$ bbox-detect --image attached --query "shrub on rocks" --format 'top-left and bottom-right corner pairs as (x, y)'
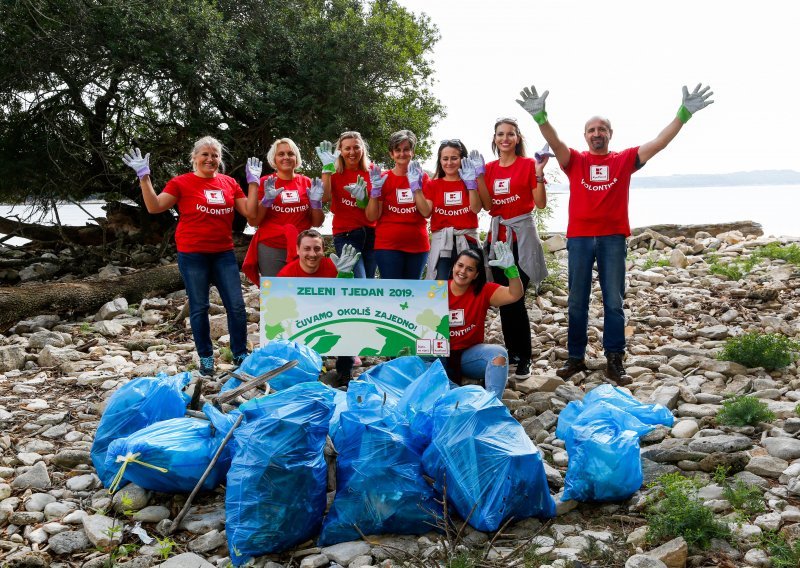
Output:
(761, 530), (800, 568)
(715, 395), (775, 427)
(717, 332), (800, 371)
(645, 473), (730, 550)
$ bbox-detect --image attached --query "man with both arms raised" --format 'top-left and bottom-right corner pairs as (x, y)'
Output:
(516, 83), (714, 385)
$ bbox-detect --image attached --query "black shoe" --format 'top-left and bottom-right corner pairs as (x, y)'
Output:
(232, 352), (249, 367)
(199, 355), (215, 377)
(556, 358), (587, 379)
(509, 354), (521, 366)
(514, 359), (531, 379)
(606, 353), (632, 386)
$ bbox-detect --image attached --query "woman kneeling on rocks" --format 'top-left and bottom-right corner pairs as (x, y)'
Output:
(122, 137), (250, 376)
(446, 243), (523, 398)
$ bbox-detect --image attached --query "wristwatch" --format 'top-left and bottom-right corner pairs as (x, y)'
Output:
(536, 175), (545, 183)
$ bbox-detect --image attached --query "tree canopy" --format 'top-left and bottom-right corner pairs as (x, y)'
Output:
(0, 0), (443, 206)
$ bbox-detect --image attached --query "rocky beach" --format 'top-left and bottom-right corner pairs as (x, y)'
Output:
(1, 225), (800, 568)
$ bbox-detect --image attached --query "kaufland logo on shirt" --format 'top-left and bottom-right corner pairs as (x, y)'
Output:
(204, 189), (226, 205)
(396, 188), (414, 204)
(494, 178), (511, 195)
(444, 191), (462, 206)
(281, 190), (300, 204)
(590, 165), (609, 182)
(449, 309), (464, 326)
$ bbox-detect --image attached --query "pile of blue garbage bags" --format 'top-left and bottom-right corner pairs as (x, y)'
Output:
(91, 341), (672, 565)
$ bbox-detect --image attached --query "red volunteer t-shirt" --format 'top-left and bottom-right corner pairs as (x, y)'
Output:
(162, 173), (245, 253)
(276, 257), (339, 278)
(483, 157), (538, 241)
(255, 174), (314, 248)
(330, 169), (376, 234)
(563, 147), (639, 237)
(423, 178), (479, 233)
(448, 281), (500, 351)
(374, 170), (431, 253)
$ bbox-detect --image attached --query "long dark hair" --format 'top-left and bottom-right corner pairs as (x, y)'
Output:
(491, 118), (527, 157)
(434, 139), (468, 180)
(454, 248), (487, 294)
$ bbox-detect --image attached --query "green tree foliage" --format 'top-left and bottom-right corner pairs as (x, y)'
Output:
(0, 0), (443, 207)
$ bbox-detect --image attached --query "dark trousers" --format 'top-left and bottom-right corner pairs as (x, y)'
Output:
(489, 240), (531, 361)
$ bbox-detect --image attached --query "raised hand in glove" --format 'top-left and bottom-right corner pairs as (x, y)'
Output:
(122, 148), (151, 179)
(458, 157), (478, 190)
(245, 157), (262, 185)
(407, 160), (424, 192)
(516, 84), (550, 125)
(488, 241), (520, 279)
(315, 140), (340, 174)
(260, 178), (282, 208)
(369, 164), (386, 198)
(308, 177), (324, 209)
(468, 150), (485, 176)
(677, 83), (714, 123)
(345, 176), (368, 208)
(331, 243), (361, 278)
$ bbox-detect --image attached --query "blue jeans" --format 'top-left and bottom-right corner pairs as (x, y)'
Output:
(375, 250), (429, 280)
(455, 343), (509, 399)
(333, 227), (376, 279)
(177, 250), (248, 358)
(566, 235), (627, 359)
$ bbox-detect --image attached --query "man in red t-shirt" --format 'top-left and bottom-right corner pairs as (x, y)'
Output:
(517, 83), (714, 384)
(276, 229), (359, 386)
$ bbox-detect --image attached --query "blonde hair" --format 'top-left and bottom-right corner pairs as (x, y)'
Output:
(267, 138), (302, 170)
(190, 136), (225, 173)
(335, 131), (370, 173)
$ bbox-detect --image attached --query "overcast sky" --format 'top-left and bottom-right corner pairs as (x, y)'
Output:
(396, 0), (799, 179)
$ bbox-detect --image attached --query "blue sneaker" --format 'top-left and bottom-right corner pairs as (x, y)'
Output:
(199, 355), (215, 377)
(232, 352), (249, 367)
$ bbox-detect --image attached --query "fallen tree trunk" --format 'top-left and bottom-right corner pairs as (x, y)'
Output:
(0, 246), (252, 331)
(0, 263), (185, 330)
(631, 220), (764, 239)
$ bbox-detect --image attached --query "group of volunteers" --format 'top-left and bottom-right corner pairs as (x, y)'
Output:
(122, 80), (713, 397)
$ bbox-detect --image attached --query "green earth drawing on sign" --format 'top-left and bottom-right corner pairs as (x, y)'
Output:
(288, 319), (417, 356)
(261, 295), (298, 339)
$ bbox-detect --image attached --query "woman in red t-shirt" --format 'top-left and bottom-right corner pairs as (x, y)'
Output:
(122, 136), (249, 377)
(447, 244), (523, 398)
(318, 131), (377, 279)
(476, 118), (549, 379)
(423, 139), (483, 280)
(242, 138), (325, 283)
(365, 129), (432, 279)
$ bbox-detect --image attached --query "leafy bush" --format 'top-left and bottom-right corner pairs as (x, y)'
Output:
(754, 242), (800, 265)
(718, 332), (800, 370)
(646, 473), (730, 549)
(713, 465), (765, 519)
(716, 395), (776, 427)
(706, 253), (760, 280)
(219, 347), (233, 363)
(762, 531), (800, 568)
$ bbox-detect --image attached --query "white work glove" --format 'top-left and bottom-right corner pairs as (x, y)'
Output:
(516, 84), (550, 125)
(315, 140), (340, 174)
(331, 243), (361, 277)
(468, 150), (485, 176)
(260, 178), (282, 208)
(488, 241), (520, 279)
(458, 157), (478, 190)
(369, 164), (386, 198)
(122, 148), (151, 179)
(677, 83), (714, 123)
(245, 157), (262, 185)
(534, 143), (555, 163)
(407, 160), (424, 192)
(308, 178), (324, 209)
(345, 176), (368, 208)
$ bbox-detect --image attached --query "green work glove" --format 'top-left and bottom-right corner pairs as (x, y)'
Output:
(344, 176), (369, 209)
(315, 140), (340, 174)
(332, 243), (361, 278)
(516, 84), (550, 125)
(677, 83), (714, 123)
(488, 241), (519, 279)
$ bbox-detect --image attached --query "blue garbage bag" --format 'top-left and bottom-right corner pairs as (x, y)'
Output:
(92, 373), (190, 488)
(422, 386), (556, 532)
(359, 356), (427, 402)
(226, 382), (336, 564)
(558, 384), (673, 436)
(319, 384), (441, 545)
(560, 400), (655, 502)
(238, 341), (322, 391)
(329, 380), (394, 441)
(103, 401), (238, 494)
(395, 359), (450, 449)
